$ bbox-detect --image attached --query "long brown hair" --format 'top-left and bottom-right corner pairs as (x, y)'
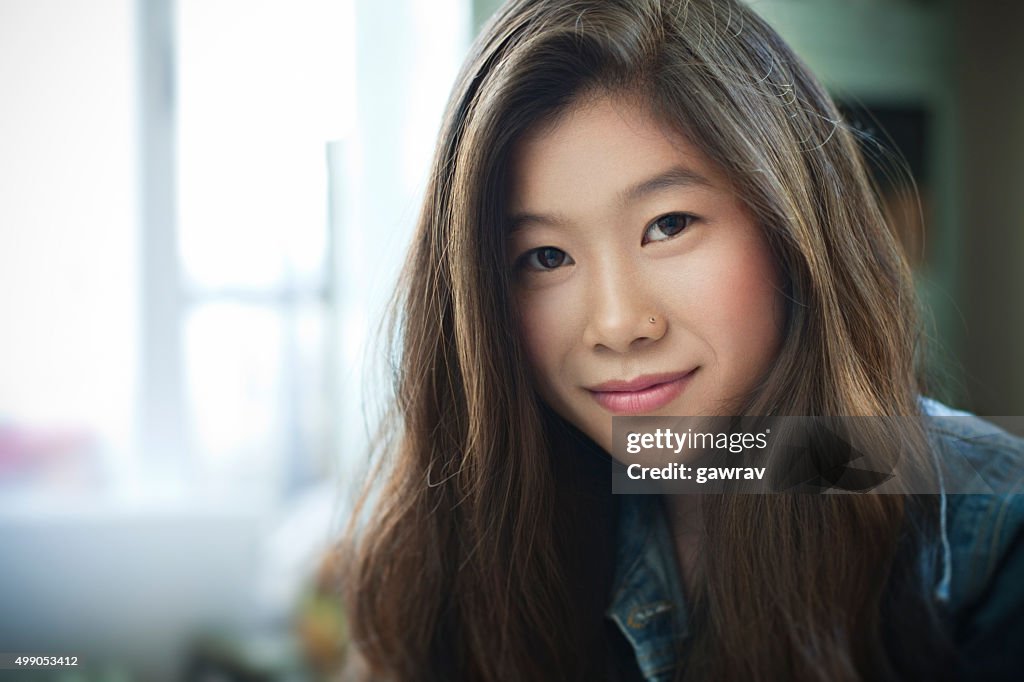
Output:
(339, 1), (953, 679)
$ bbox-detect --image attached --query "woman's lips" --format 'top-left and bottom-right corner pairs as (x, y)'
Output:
(587, 369), (697, 415)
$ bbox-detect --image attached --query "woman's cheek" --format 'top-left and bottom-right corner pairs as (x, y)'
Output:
(697, 231), (784, 371)
(514, 283), (577, 381)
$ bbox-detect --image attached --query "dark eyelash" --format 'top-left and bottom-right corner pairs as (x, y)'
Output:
(516, 246), (569, 271)
(644, 212), (697, 242)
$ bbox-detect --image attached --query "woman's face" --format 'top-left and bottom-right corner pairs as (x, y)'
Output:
(508, 94), (786, 455)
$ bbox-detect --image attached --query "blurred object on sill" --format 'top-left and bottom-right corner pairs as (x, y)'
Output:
(0, 418), (103, 492)
(295, 546), (348, 680)
(183, 629), (309, 682)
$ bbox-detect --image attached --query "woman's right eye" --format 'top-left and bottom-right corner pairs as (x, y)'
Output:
(519, 246), (573, 271)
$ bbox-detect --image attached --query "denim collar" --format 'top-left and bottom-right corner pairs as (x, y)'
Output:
(605, 495), (691, 682)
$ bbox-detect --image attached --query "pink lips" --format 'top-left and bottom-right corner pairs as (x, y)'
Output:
(587, 369), (697, 415)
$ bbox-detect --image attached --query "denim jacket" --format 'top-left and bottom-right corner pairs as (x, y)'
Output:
(605, 400), (1024, 681)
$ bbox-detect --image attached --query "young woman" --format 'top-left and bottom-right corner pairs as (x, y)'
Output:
(338, 0), (1024, 680)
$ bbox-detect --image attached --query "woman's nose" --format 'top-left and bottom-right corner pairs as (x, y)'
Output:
(581, 261), (666, 353)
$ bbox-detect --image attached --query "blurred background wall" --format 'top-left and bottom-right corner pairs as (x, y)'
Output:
(0, 0), (1021, 680)
(952, 0), (1024, 415)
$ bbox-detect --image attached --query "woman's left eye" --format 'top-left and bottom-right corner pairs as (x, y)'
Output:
(643, 213), (696, 244)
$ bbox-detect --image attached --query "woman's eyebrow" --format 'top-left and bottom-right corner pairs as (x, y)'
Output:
(508, 211), (570, 234)
(620, 165), (713, 204)
(508, 165), (713, 233)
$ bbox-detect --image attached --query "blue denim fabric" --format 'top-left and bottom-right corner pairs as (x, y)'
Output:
(605, 400), (1024, 680)
(605, 494), (688, 682)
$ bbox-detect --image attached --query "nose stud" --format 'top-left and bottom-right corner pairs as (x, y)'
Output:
(649, 316), (656, 324)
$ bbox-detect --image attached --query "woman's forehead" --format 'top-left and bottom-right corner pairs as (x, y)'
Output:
(507, 94), (730, 220)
